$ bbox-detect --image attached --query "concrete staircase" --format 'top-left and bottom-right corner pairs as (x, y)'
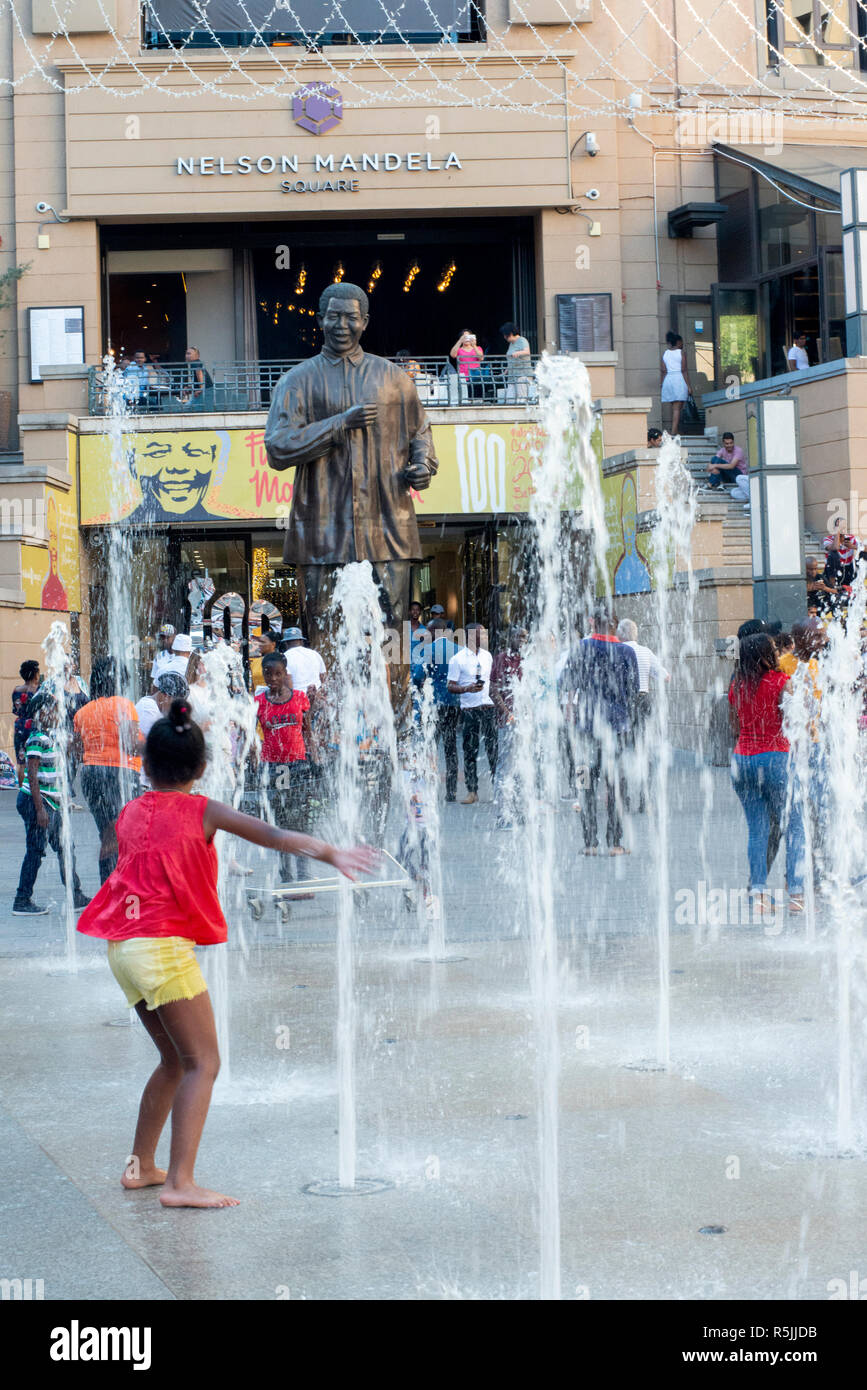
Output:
(680, 437), (825, 567)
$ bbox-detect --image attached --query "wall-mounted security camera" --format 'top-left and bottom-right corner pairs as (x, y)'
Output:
(35, 202), (51, 215)
(585, 189), (601, 201)
(585, 132), (599, 157)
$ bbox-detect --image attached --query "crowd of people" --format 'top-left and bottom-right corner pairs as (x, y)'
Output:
(115, 324), (535, 415)
(10, 576), (864, 924)
(118, 346), (214, 412)
(724, 613), (848, 915)
(8, 601), (672, 913)
(806, 520), (867, 616)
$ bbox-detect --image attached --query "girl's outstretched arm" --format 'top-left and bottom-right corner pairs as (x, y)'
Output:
(202, 799), (377, 881)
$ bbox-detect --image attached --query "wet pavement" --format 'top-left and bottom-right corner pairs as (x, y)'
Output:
(1, 760), (865, 1301)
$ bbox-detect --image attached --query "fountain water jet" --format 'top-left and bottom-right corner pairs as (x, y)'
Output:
(196, 640), (262, 1089)
(42, 620), (77, 972)
(649, 434), (697, 1069)
(507, 352), (600, 1300)
(816, 567), (867, 1152)
(410, 676), (467, 964)
(305, 561), (398, 1195)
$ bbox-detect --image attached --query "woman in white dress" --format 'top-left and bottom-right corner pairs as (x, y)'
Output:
(660, 331), (691, 436)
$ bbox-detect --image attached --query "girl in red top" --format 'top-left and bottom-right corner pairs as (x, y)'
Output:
(78, 697), (374, 1210)
(256, 651), (316, 888)
(729, 633), (805, 914)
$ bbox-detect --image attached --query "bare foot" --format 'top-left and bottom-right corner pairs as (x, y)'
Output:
(121, 1165), (167, 1189)
(160, 1184), (240, 1209)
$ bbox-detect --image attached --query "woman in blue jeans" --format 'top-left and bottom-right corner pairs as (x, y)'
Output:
(729, 633), (805, 915)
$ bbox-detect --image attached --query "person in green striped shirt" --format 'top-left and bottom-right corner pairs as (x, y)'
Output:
(13, 690), (90, 916)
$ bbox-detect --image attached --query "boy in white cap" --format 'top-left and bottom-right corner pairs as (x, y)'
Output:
(162, 633), (194, 679)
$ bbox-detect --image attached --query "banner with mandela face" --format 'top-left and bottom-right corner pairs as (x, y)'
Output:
(78, 420), (602, 527)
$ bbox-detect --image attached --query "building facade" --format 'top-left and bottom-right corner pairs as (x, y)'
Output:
(4, 0), (867, 724)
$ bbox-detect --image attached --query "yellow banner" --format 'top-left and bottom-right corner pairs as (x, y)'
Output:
(22, 437), (82, 611)
(79, 420), (600, 526)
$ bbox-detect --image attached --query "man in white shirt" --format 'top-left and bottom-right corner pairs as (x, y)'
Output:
(281, 626), (326, 701)
(150, 624), (177, 682)
(161, 632), (193, 678)
(615, 619), (669, 694)
(616, 619), (668, 813)
(447, 622), (497, 804)
(786, 333), (810, 371)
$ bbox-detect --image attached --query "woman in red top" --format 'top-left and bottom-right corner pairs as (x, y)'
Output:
(255, 651), (316, 888)
(78, 697), (374, 1210)
(729, 633), (805, 913)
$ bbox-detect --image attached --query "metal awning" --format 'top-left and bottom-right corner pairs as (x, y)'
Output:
(713, 142), (851, 209)
(668, 201), (728, 238)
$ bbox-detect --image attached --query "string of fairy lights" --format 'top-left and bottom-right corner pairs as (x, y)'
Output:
(11, 0), (867, 127)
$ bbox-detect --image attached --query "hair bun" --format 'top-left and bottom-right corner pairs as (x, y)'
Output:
(168, 697), (192, 733)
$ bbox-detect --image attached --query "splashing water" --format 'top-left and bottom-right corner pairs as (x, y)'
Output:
(41, 621), (77, 972)
(100, 358), (139, 807)
(409, 674), (449, 959)
(650, 434), (697, 1068)
(328, 561), (399, 1189)
(815, 570), (867, 1151)
(783, 664), (819, 946)
(506, 353), (597, 1300)
(195, 641), (262, 1089)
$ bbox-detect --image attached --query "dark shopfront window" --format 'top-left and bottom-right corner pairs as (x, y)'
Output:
(102, 216), (537, 368)
(713, 154), (843, 382)
(251, 219), (535, 362)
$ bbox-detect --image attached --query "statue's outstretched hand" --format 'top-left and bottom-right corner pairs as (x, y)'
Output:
(403, 462), (432, 491)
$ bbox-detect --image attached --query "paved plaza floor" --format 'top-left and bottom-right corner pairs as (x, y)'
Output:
(1, 758), (866, 1301)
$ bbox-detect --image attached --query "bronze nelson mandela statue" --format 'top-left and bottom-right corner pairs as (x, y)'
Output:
(264, 280), (438, 647)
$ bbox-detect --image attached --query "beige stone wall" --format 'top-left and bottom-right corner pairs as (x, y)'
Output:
(7, 0), (867, 703)
(0, 12), (18, 431)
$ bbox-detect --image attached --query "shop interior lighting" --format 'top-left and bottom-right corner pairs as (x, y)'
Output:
(436, 260), (457, 292)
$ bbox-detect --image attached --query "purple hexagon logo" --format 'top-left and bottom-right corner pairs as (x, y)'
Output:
(292, 84), (343, 136)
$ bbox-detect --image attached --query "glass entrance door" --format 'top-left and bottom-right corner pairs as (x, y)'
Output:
(712, 285), (759, 388)
(673, 297), (714, 401)
(760, 264), (820, 375)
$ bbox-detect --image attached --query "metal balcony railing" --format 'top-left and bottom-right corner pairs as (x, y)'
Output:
(86, 355), (541, 416)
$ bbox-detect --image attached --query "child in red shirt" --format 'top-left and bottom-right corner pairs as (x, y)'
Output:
(255, 651), (316, 887)
(729, 633), (805, 913)
(78, 696), (374, 1210)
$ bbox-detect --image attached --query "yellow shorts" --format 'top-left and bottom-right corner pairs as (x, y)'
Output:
(107, 936), (208, 1012)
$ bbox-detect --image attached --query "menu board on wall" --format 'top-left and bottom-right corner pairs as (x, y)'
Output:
(556, 293), (613, 353)
(28, 306), (85, 382)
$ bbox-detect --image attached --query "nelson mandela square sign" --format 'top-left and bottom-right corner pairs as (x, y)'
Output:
(175, 75), (464, 196)
(175, 147), (465, 196)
